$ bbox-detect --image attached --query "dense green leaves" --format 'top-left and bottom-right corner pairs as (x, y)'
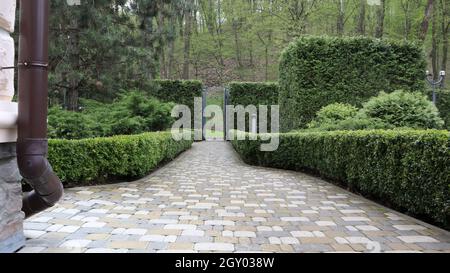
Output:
(279, 36), (427, 131)
(228, 82), (279, 132)
(232, 130), (450, 227)
(307, 103), (359, 129)
(228, 82), (279, 107)
(48, 92), (175, 139)
(48, 132), (193, 186)
(150, 80), (203, 114)
(306, 90), (445, 131)
(429, 89), (450, 129)
(362, 90), (444, 129)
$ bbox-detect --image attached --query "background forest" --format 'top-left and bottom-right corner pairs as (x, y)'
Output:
(14, 0), (449, 110)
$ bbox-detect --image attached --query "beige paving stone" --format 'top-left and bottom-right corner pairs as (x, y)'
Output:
(86, 234), (110, 240)
(299, 237), (334, 244)
(50, 219), (84, 226)
(350, 244), (367, 252)
(43, 248), (86, 253)
(206, 230), (222, 237)
(168, 243), (194, 250)
(147, 229), (182, 236)
(388, 243), (414, 251)
(238, 237), (252, 245)
(279, 245), (294, 252)
(215, 236), (238, 244)
(331, 244), (355, 252)
(109, 241), (148, 250)
(41, 232), (70, 239)
(261, 244), (281, 252)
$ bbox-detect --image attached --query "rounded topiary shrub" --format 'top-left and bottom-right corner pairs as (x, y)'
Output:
(308, 103), (358, 129)
(362, 90), (444, 129)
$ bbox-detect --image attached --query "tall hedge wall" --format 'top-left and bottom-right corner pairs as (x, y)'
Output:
(279, 36), (427, 131)
(232, 130), (450, 228)
(228, 82), (279, 132)
(150, 80), (203, 115)
(48, 132), (192, 186)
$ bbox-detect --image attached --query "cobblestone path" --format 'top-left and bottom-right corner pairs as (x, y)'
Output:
(21, 142), (450, 253)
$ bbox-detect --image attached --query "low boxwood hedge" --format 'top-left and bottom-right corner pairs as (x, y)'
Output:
(48, 132), (193, 186)
(232, 130), (450, 227)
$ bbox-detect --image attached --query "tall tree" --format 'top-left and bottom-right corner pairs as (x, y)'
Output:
(356, 0), (366, 35)
(375, 0), (386, 38)
(440, 0), (449, 77)
(337, 0), (345, 36)
(419, 0), (434, 41)
(183, 1), (194, 79)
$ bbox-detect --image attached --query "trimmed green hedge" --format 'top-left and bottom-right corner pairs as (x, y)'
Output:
(232, 130), (450, 227)
(151, 80), (203, 115)
(229, 82), (279, 106)
(228, 82), (279, 132)
(48, 132), (192, 186)
(279, 36), (427, 131)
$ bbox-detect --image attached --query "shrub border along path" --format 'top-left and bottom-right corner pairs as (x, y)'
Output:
(232, 130), (450, 228)
(48, 131), (193, 187)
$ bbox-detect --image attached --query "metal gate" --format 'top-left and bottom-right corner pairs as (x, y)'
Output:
(223, 87), (229, 141)
(202, 88), (207, 141)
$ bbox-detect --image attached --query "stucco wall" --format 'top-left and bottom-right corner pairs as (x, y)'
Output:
(0, 0), (24, 253)
(0, 0), (18, 143)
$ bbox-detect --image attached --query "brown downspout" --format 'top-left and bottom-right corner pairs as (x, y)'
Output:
(17, 0), (63, 218)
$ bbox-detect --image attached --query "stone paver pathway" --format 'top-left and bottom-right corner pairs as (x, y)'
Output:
(21, 142), (450, 253)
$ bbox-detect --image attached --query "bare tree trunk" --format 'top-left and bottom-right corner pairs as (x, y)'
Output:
(183, 3), (193, 79)
(441, 0), (449, 77)
(375, 0), (386, 38)
(419, 0), (434, 41)
(232, 19), (243, 67)
(157, 4), (167, 79)
(356, 0), (366, 35)
(257, 31), (272, 82)
(68, 16), (79, 111)
(167, 14), (176, 79)
(431, 0), (439, 80)
(337, 0), (345, 36)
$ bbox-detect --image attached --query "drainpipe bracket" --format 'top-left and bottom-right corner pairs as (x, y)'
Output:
(17, 61), (48, 70)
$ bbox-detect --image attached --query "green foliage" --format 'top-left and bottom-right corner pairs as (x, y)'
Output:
(228, 82), (279, 106)
(306, 116), (391, 131)
(362, 90), (444, 129)
(279, 36), (427, 131)
(49, 91), (175, 139)
(232, 130), (450, 227)
(48, 132), (193, 186)
(228, 82), (279, 132)
(47, 1), (171, 107)
(308, 103), (358, 129)
(429, 89), (450, 129)
(48, 108), (98, 140)
(306, 91), (444, 131)
(149, 80), (203, 115)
